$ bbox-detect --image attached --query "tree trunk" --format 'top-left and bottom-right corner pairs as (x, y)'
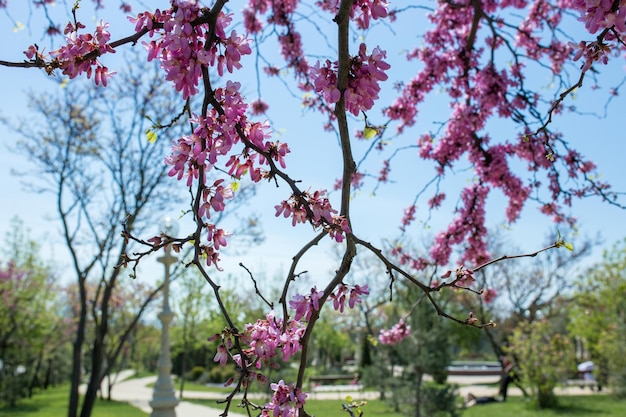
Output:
(414, 371), (423, 417)
(44, 358), (52, 389)
(68, 282), (88, 417)
(179, 320), (190, 399)
(27, 350), (44, 397)
(79, 330), (104, 417)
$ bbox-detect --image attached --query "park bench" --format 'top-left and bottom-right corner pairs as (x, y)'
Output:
(565, 378), (602, 391)
(308, 374), (362, 391)
(309, 374), (357, 384)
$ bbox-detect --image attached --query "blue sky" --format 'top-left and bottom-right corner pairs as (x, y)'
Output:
(1, 1), (625, 293)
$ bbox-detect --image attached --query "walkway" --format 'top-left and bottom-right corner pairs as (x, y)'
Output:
(108, 371), (604, 417)
(108, 371), (245, 417)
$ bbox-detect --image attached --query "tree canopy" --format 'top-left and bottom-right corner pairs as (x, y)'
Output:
(2, 1), (626, 416)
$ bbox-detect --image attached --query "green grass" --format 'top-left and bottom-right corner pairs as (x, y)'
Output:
(0, 384), (147, 417)
(463, 395), (626, 417)
(188, 398), (405, 417)
(305, 399), (405, 417)
(189, 395), (626, 417)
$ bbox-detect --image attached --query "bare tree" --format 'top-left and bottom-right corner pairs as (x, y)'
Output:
(458, 231), (595, 360)
(9, 56), (187, 417)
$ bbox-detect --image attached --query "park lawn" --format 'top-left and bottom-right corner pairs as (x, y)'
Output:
(463, 395), (626, 417)
(0, 384), (147, 417)
(190, 395), (626, 417)
(188, 398), (405, 417)
(305, 399), (405, 417)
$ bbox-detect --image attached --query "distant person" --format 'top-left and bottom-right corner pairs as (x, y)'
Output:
(465, 355), (516, 407)
(498, 355), (515, 401)
(350, 373), (360, 385)
(465, 392), (499, 407)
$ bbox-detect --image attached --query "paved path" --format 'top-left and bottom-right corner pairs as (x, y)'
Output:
(108, 371), (605, 417)
(108, 372), (246, 417)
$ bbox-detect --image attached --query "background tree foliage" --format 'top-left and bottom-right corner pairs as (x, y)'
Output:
(570, 238), (626, 397)
(1, 1), (626, 416)
(0, 218), (68, 407)
(508, 320), (576, 409)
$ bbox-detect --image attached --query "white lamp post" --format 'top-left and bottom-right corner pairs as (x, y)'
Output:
(150, 216), (179, 417)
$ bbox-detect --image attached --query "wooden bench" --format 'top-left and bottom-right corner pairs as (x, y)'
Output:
(309, 374), (358, 385)
(565, 379), (601, 391)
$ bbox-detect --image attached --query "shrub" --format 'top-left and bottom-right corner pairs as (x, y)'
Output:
(207, 364), (237, 384)
(188, 366), (206, 382)
(420, 382), (461, 417)
(508, 320), (575, 409)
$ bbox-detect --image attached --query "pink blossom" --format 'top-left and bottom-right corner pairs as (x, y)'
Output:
(213, 344), (229, 366)
(481, 288), (498, 304)
(289, 287), (324, 321)
(329, 283), (368, 313)
(400, 204), (416, 232)
(261, 379), (307, 417)
(274, 189), (349, 242)
(348, 284), (369, 308)
(131, 5), (251, 100)
(316, 0), (389, 29)
(250, 99), (269, 115)
(379, 319), (410, 345)
(49, 20), (116, 85)
(310, 44), (390, 116)
(243, 312), (305, 368)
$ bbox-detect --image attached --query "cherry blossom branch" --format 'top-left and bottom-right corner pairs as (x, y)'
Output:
(470, 239), (565, 273)
(278, 230), (327, 323)
(239, 262), (274, 309)
(334, 0), (357, 219)
(295, 237), (357, 392)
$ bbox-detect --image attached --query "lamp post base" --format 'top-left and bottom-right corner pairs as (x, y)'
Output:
(149, 397), (179, 417)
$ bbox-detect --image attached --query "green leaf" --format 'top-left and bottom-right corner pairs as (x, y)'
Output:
(146, 130), (157, 143)
(564, 242), (574, 251)
(363, 126), (378, 139)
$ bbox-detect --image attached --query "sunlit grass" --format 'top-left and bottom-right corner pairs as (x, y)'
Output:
(0, 384), (147, 417)
(463, 395), (626, 417)
(188, 397), (405, 417)
(189, 394), (626, 417)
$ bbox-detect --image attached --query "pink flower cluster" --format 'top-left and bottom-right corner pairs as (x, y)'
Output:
(310, 43), (390, 116)
(164, 82), (251, 183)
(441, 266), (475, 288)
(333, 171), (365, 192)
(164, 81), (281, 268)
(130, 2), (251, 99)
(570, 40), (611, 72)
(261, 380), (307, 417)
(289, 287), (324, 321)
(210, 312), (306, 385)
(400, 204), (416, 232)
(430, 185), (489, 266)
(243, 0), (309, 77)
(316, 0), (389, 29)
(481, 288), (498, 304)
(378, 319), (410, 345)
(389, 244), (430, 271)
(30, 20), (115, 86)
(198, 179), (234, 219)
(329, 283), (369, 313)
(275, 189), (350, 242)
(573, 0), (626, 34)
(376, 0), (608, 266)
(243, 312), (305, 366)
